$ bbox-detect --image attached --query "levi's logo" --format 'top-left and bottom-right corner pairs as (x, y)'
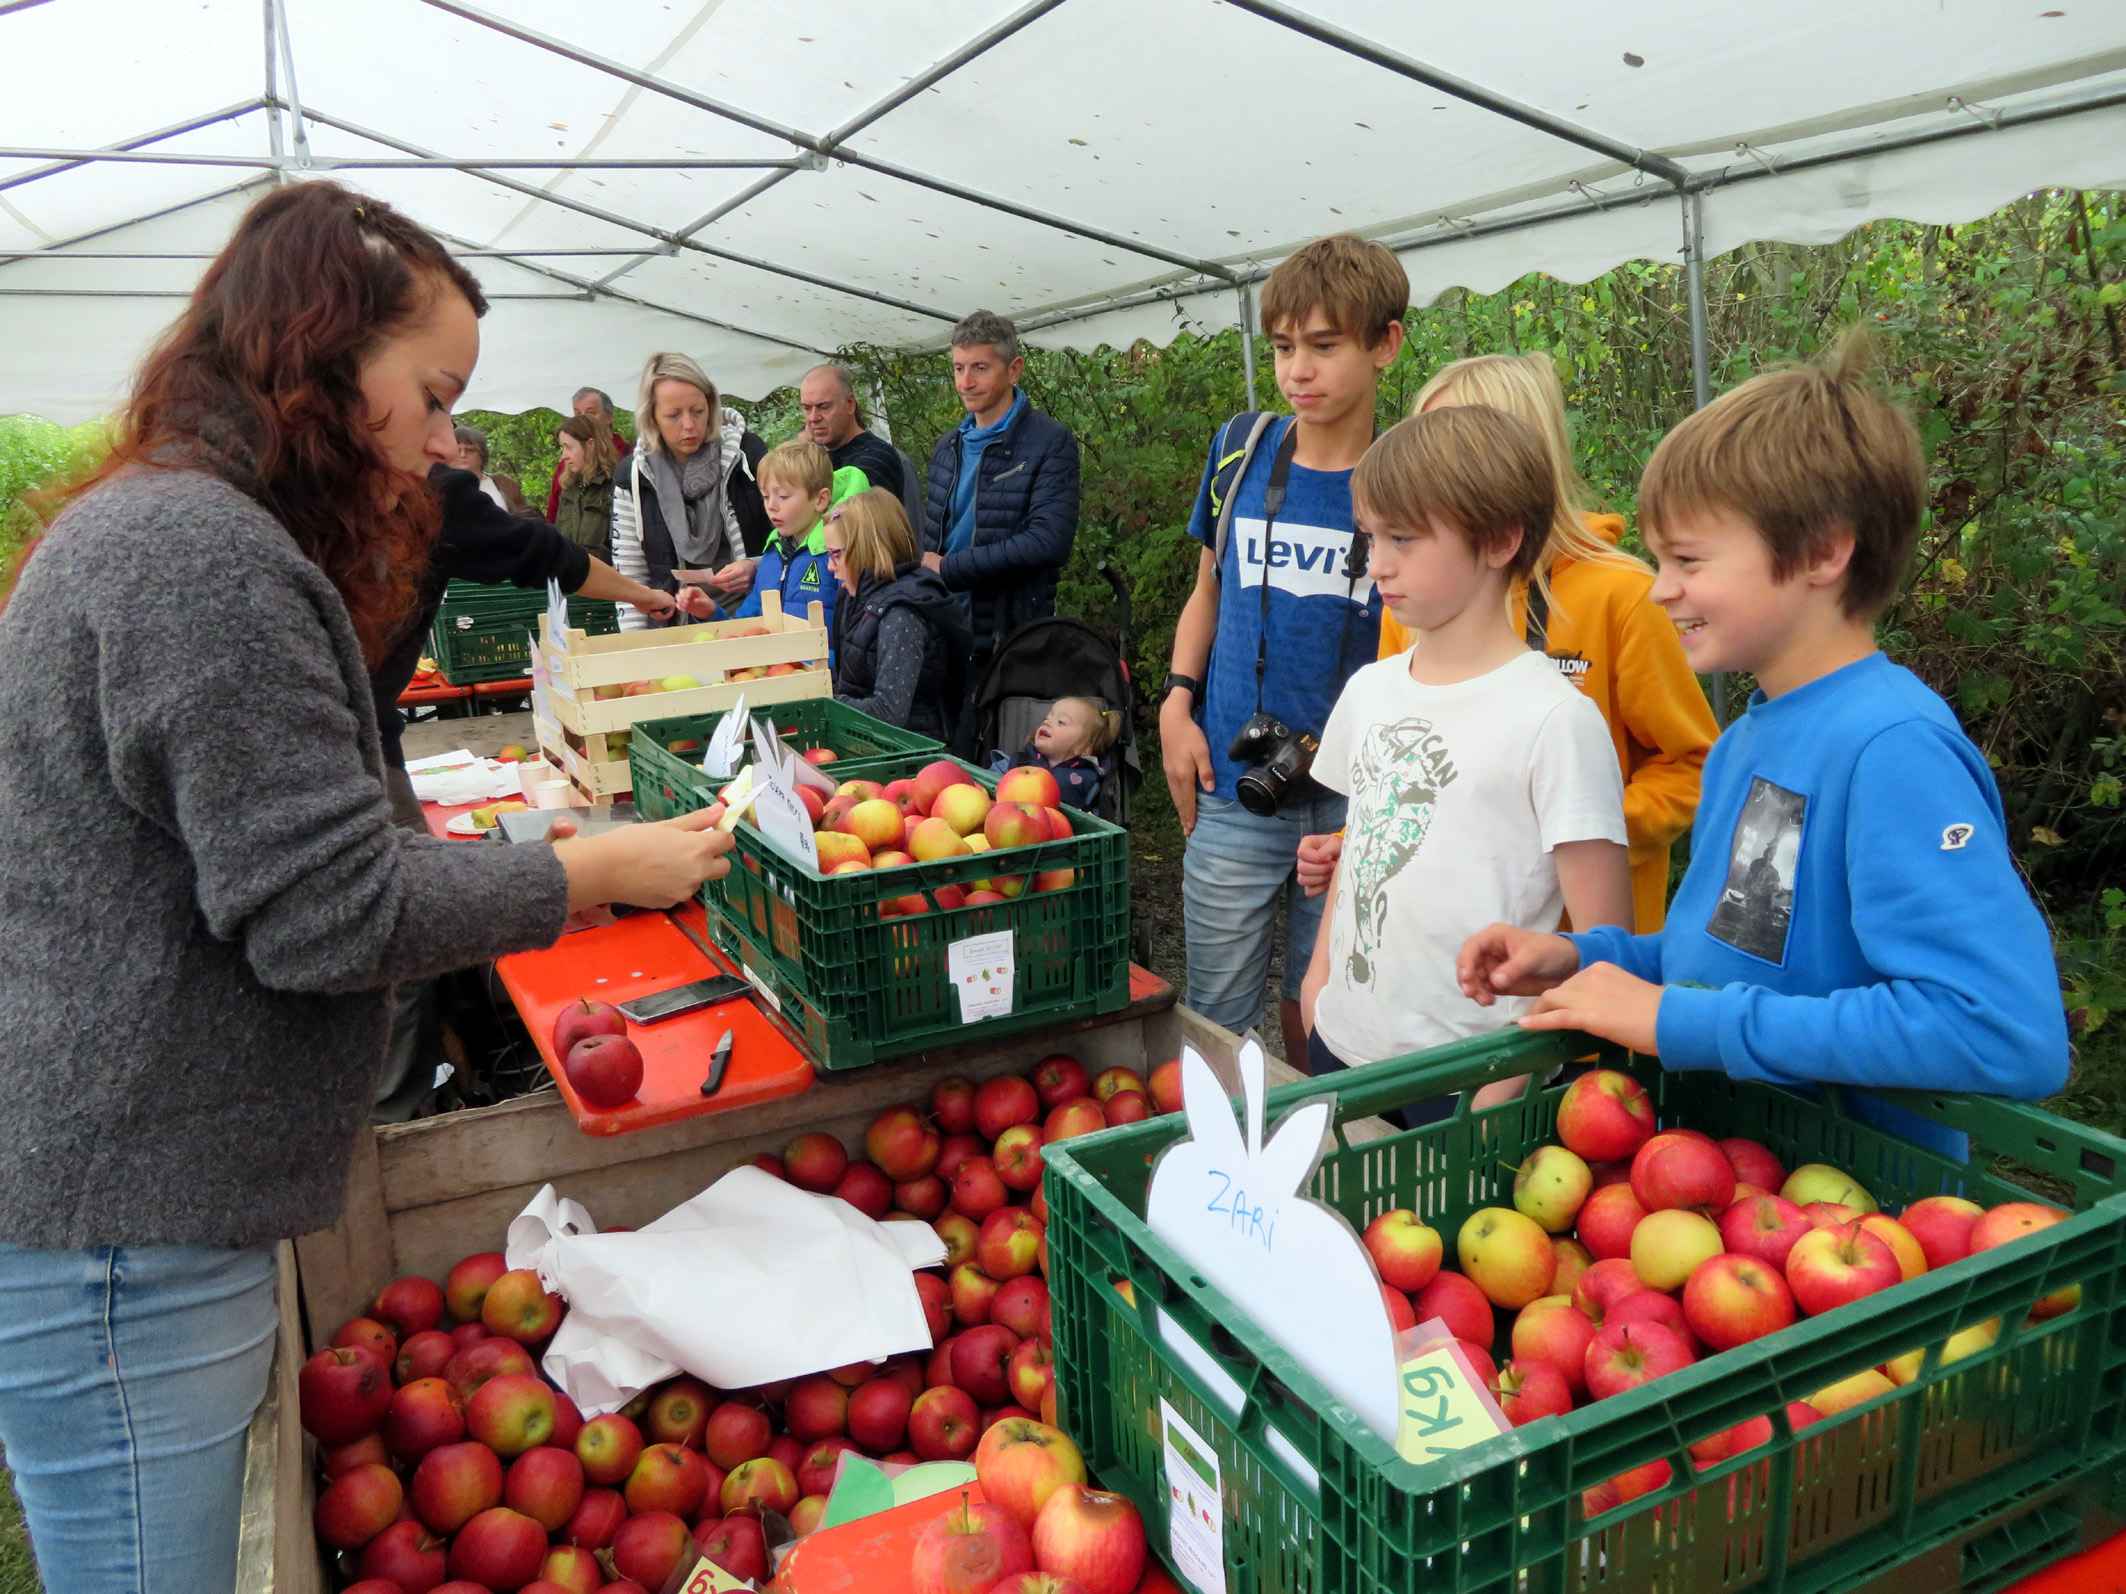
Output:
(1232, 516), (1375, 604)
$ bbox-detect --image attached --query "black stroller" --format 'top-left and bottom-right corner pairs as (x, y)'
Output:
(969, 565), (1141, 827)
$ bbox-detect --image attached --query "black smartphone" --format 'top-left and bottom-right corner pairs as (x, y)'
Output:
(616, 974), (751, 1024)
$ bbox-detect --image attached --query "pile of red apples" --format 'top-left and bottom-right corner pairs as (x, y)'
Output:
(1357, 1068), (2080, 1519)
(302, 1049), (1184, 1593)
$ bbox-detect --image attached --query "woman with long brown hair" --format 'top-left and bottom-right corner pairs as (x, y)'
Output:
(0, 180), (733, 1592)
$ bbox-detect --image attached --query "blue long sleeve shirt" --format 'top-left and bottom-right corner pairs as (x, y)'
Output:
(1567, 652), (2068, 1160)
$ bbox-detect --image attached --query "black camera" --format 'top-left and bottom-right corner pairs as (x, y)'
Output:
(1228, 712), (1320, 817)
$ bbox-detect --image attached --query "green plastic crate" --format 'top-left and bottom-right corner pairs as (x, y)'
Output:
(627, 700), (944, 822)
(1042, 1028), (2126, 1594)
(703, 754), (1130, 1070)
(429, 581), (618, 684)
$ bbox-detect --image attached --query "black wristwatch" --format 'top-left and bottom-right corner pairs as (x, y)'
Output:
(1160, 672), (1200, 707)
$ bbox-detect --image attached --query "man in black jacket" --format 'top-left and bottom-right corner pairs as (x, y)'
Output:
(920, 310), (1081, 749)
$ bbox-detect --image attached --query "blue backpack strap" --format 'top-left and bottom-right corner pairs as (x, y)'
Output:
(1207, 411), (1278, 582)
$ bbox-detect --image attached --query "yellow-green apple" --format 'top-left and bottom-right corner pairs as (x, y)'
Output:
(836, 778), (885, 801)
(1362, 1209), (1443, 1292)
(911, 1490), (1035, 1594)
(1630, 1132), (1736, 1214)
(1718, 1138), (1786, 1191)
(785, 1375), (850, 1441)
(1043, 1097), (1106, 1143)
(1630, 1210), (1723, 1291)
(1970, 1201), (2077, 1316)
(1898, 1195), (1985, 1271)
(951, 1261), (1000, 1325)
(1491, 1358), (1574, 1426)
(936, 1214), (980, 1272)
(909, 816), (970, 862)
(1780, 1164), (1877, 1212)
(1784, 1223), (1902, 1316)
(1090, 1066), (1144, 1103)
(1857, 1215), (1928, 1281)
(992, 1124), (1046, 1192)
(1412, 1271), (1495, 1348)
(481, 1268), (562, 1343)
(356, 1519), (446, 1590)
(833, 1161), (894, 1220)
(974, 1416), (1087, 1529)
(1576, 1182), (1649, 1261)
(466, 1373), (556, 1457)
(1459, 1207), (1557, 1309)
(994, 1276), (1051, 1342)
(609, 1510), (693, 1591)
(910, 1386), (981, 1461)
(1029, 1484), (1146, 1594)
(1584, 1319), (1695, 1400)
(564, 1032), (642, 1108)
(373, 1274), (446, 1338)
(933, 783), (994, 837)
(814, 830), (873, 870)
(866, 1105), (941, 1181)
(1554, 1070), (1655, 1162)
(574, 1413), (643, 1486)
(692, 1514), (768, 1581)
(1881, 1316), (2000, 1384)
(1513, 1146), (1593, 1233)
(443, 1336), (534, 1403)
(1682, 1253), (1797, 1350)
(448, 1506), (548, 1590)
(1719, 1193), (1810, 1271)
(1808, 1368), (1895, 1417)
(411, 1439), (504, 1535)
(843, 798), (907, 852)
(978, 1207), (1043, 1280)
(984, 801), (1049, 851)
(383, 1376), (466, 1461)
(504, 1444), (584, 1532)
(703, 1400), (771, 1471)
(996, 765), (1064, 808)
(659, 674), (700, 691)
(314, 1461), (403, 1549)
(722, 1455), (799, 1517)
(299, 1345), (394, 1444)
(1511, 1296), (1597, 1394)
(782, 1131), (849, 1193)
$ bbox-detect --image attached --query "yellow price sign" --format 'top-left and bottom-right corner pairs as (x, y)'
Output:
(676, 1553), (753, 1592)
(1394, 1339), (1512, 1465)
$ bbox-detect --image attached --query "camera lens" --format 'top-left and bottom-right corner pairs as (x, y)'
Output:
(1234, 768), (1284, 817)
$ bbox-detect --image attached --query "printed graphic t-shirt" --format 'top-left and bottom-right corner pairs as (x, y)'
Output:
(1313, 649), (1626, 1066)
(1188, 416), (1381, 801)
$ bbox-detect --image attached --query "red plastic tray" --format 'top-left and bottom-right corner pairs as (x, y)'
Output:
(495, 905), (814, 1136)
(398, 679), (471, 706)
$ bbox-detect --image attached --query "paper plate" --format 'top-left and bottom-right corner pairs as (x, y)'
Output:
(445, 812), (487, 837)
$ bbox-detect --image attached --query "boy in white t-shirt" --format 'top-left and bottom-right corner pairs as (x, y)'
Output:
(1301, 404), (1631, 1116)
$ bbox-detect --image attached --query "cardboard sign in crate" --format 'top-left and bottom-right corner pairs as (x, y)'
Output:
(1044, 1027), (2126, 1594)
(529, 591), (831, 800)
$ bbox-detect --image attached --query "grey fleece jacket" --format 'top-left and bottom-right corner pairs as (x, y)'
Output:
(0, 468), (570, 1250)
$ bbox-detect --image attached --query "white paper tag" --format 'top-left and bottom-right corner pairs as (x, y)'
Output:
(947, 930), (1014, 1023)
(752, 714), (838, 797)
(741, 959), (782, 1012)
(704, 694), (748, 778)
(545, 578), (568, 653)
(752, 757), (819, 871)
(1160, 1400), (1227, 1593)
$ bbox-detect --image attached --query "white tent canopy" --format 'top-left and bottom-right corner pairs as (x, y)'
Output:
(4, 0), (2124, 423)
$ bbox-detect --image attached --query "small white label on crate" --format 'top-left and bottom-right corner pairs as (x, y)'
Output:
(946, 931), (1014, 1023)
(740, 960), (782, 1012)
(1160, 1399), (1227, 1593)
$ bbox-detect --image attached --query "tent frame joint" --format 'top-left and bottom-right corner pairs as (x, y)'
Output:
(1947, 95), (2005, 132)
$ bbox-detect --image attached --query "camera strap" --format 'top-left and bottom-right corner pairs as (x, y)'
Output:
(1251, 421), (1302, 713)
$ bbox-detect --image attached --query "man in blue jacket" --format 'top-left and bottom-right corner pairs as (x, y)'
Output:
(920, 310), (1081, 750)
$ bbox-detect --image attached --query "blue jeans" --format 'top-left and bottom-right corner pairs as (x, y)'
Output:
(0, 1243), (277, 1594)
(1182, 791), (1346, 1036)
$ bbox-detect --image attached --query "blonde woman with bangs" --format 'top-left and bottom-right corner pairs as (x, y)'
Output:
(1301, 352), (1718, 932)
(822, 488), (972, 741)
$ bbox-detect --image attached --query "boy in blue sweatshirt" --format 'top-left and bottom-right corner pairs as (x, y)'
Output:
(1456, 335), (2069, 1158)
(736, 441), (866, 653)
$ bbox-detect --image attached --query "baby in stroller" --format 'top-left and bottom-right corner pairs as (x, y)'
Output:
(988, 695), (1121, 810)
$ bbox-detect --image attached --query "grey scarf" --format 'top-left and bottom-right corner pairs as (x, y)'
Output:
(648, 435), (730, 568)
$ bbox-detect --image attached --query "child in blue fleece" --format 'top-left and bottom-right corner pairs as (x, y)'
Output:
(1454, 334), (2069, 1160)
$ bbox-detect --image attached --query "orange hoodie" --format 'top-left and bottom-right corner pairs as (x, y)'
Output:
(1378, 514), (1717, 932)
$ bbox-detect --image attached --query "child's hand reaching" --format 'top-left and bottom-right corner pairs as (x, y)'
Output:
(1295, 832), (1342, 897)
(1519, 963), (1664, 1055)
(1456, 924), (1580, 1004)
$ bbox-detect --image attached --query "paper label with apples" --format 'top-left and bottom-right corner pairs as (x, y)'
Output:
(947, 930), (1015, 1023)
(1393, 1325), (1512, 1465)
(676, 1555), (750, 1592)
(1160, 1398), (1227, 1592)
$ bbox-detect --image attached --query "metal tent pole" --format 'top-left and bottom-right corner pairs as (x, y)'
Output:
(1237, 285), (1258, 408)
(1682, 187), (1726, 720)
(262, 0), (285, 178)
(0, 101), (263, 196)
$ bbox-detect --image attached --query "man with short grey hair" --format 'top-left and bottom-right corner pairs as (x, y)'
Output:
(546, 384), (632, 520)
(799, 363), (917, 518)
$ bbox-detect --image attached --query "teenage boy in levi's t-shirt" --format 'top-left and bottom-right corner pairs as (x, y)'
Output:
(1302, 405), (1631, 1117)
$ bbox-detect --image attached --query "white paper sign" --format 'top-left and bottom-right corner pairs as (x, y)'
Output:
(752, 714), (838, 797)
(752, 757), (819, 871)
(545, 578), (569, 653)
(946, 930), (1015, 1023)
(703, 693), (748, 778)
(1160, 1400), (1227, 1593)
(1144, 1041), (1400, 1443)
